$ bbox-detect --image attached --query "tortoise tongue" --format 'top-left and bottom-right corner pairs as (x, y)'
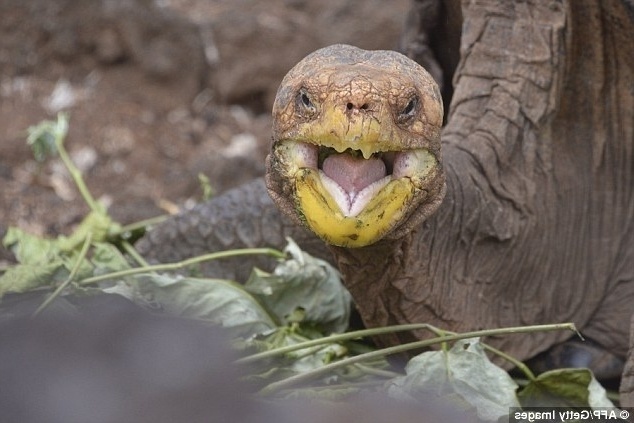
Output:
(322, 153), (386, 193)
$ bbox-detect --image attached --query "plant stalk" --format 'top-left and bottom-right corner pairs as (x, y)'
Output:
(53, 114), (101, 214)
(32, 233), (93, 317)
(78, 247), (286, 286)
(258, 323), (577, 395)
(237, 323), (438, 364)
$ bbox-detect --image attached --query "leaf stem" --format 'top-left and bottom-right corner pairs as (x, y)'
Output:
(120, 241), (149, 267)
(352, 363), (402, 379)
(257, 323), (576, 396)
(78, 247), (287, 286)
(236, 323), (438, 364)
(32, 233), (93, 317)
(481, 343), (536, 381)
(53, 113), (101, 214)
(116, 215), (170, 235)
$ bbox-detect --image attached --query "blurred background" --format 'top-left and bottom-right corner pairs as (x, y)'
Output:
(0, 0), (410, 239)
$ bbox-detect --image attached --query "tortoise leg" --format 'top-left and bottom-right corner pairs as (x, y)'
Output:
(136, 179), (330, 281)
(620, 315), (634, 407)
(526, 338), (624, 385)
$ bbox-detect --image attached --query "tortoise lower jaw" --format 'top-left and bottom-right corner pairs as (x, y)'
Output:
(272, 140), (438, 247)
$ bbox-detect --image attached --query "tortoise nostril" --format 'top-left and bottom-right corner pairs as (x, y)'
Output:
(346, 102), (370, 111)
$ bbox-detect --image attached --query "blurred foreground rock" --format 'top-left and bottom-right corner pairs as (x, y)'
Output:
(0, 292), (482, 423)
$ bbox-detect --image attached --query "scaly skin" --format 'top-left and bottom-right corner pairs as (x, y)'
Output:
(137, 179), (330, 282)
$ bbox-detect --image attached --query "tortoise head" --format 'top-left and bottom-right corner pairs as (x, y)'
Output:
(266, 44), (446, 247)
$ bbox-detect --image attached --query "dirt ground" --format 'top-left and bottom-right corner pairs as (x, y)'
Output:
(0, 0), (409, 257)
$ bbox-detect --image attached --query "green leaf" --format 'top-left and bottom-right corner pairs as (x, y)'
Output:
(269, 328), (348, 372)
(198, 172), (215, 201)
(1, 227), (69, 296)
(57, 211), (118, 250)
(3, 226), (62, 265)
(0, 261), (67, 297)
(0, 225), (128, 298)
(26, 115), (65, 161)
(518, 368), (614, 408)
(89, 242), (132, 275)
(245, 238), (351, 333)
(388, 338), (520, 421)
(25, 112), (69, 161)
(120, 273), (277, 338)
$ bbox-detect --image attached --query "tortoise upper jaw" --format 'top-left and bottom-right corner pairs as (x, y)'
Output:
(287, 99), (396, 160)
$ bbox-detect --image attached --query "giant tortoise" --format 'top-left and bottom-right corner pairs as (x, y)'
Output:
(138, 0), (634, 405)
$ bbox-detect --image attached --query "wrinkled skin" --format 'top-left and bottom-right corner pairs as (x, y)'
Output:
(138, 0), (634, 404)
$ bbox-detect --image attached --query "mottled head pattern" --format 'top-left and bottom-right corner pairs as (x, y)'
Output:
(266, 44), (445, 246)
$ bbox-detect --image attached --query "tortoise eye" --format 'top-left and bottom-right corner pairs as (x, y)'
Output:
(296, 89), (316, 113)
(399, 96), (418, 120)
(301, 92), (312, 107)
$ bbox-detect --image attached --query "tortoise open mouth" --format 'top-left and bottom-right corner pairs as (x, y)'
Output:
(281, 141), (436, 217)
(319, 147), (392, 217)
(272, 139), (437, 247)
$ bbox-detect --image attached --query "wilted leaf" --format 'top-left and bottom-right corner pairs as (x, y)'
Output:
(57, 211), (118, 250)
(388, 338), (520, 421)
(518, 368), (614, 408)
(281, 385), (361, 401)
(89, 242), (131, 275)
(0, 262), (67, 297)
(55, 242), (129, 283)
(0, 226), (130, 298)
(249, 327), (349, 383)
(123, 273), (277, 338)
(587, 374), (614, 408)
(3, 227), (62, 265)
(245, 238), (351, 333)
(26, 113), (68, 161)
(1, 227), (69, 296)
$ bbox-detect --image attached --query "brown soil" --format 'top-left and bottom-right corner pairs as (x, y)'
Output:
(0, 0), (408, 258)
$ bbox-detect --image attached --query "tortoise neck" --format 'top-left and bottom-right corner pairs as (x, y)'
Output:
(328, 232), (450, 346)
